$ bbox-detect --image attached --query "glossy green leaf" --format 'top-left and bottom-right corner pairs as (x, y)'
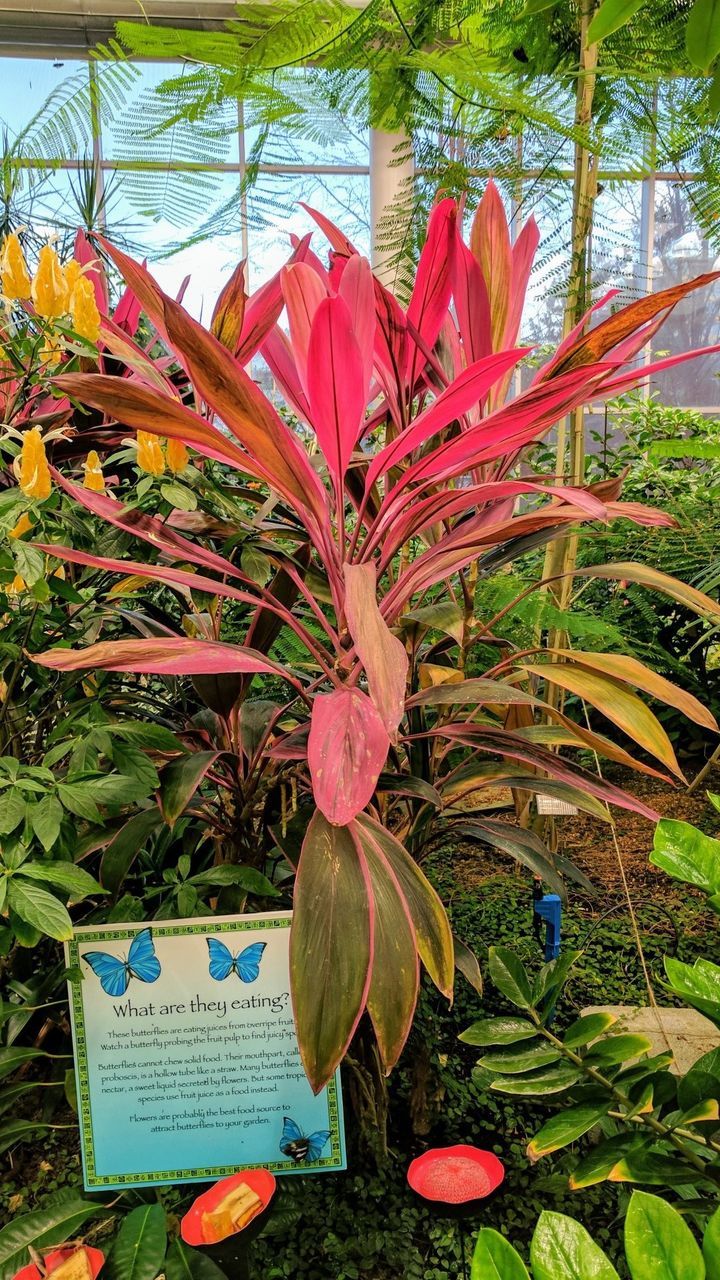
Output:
(291, 812), (372, 1092)
(0, 1119), (53, 1156)
(0, 792), (26, 836)
(703, 1205), (720, 1274)
(490, 1061), (582, 1095)
(0, 1193), (105, 1280)
(651, 819), (720, 895)
(471, 1227), (529, 1279)
(686, 0), (720, 71)
(665, 956), (720, 1024)
(585, 1034), (652, 1066)
(624, 1190), (704, 1278)
(159, 751), (220, 828)
(610, 1149), (701, 1186)
(0, 1047), (49, 1081)
(488, 947), (534, 1010)
(568, 1135), (640, 1189)
(530, 1211), (619, 1280)
(679, 1045), (720, 1110)
(19, 861), (105, 901)
(563, 1013), (617, 1048)
(100, 807), (162, 895)
(6, 881), (72, 941)
(165, 1239), (228, 1280)
(189, 865), (279, 896)
(587, 0), (648, 43)
(106, 1203), (167, 1280)
(480, 1042), (560, 1075)
(454, 935), (484, 994)
(30, 795), (63, 852)
(527, 1105), (609, 1161)
(459, 1016), (538, 1047)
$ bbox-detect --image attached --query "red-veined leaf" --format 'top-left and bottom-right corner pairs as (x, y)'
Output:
(470, 181), (513, 350)
(235, 232), (311, 362)
(344, 562), (408, 737)
(452, 233), (492, 364)
(338, 254), (375, 391)
(406, 197), (457, 388)
(354, 820), (418, 1073)
(261, 324), (311, 422)
(282, 262), (327, 396)
(34, 637), (288, 679)
(291, 811), (373, 1092)
(355, 814), (454, 999)
(308, 687), (389, 825)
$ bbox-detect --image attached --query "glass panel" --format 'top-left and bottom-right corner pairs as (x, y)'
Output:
(243, 67), (369, 169)
(0, 57), (92, 157)
(246, 171), (371, 288)
(107, 171), (244, 322)
(590, 181), (644, 298)
(101, 61), (238, 166)
(520, 180), (573, 349)
(651, 180), (720, 407)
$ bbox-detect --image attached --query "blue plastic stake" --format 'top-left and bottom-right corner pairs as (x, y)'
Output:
(534, 893), (562, 963)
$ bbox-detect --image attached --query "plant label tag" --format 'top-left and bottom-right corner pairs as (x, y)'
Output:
(65, 911), (346, 1189)
(536, 795), (579, 816)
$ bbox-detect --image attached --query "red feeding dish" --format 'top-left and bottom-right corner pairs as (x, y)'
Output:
(13, 1246), (105, 1280)
(407, 1145), (505, 1205)
(181, 1169), (277, 1247)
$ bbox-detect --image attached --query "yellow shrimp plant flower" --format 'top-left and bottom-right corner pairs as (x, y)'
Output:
(0, 234), (31, 301)
(17, 427), (52, 500)
(32, 245), (69, 319)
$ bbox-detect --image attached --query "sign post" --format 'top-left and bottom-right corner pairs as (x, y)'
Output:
(65, 912), (346, 1190)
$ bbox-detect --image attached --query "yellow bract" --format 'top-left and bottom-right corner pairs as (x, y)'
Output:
(0, 233), (31, 301)
(70, 275), (101, 343)
(63, 258), (83, 292)
(5, 574), (26, 596)
(18, 427), (52, 500)
(166, 437), (189, 472)
(137, 430), (165, 476)
(32, 244), (69, 319)
(83, 449), (105, 492)
(9, 511), (32, 539)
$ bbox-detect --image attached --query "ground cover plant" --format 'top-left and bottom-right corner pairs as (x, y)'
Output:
(1, 192), (720, 1277)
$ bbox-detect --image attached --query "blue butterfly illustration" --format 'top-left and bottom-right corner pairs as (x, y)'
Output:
(207, 938), (266, 983)
(83, 928), (161, 998)
(280, 1116), (331, 1164)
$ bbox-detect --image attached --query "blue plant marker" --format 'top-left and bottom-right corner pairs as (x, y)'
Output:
(534, 893), (562, 962)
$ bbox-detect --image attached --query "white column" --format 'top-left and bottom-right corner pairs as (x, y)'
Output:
(369, 126), (414, 290)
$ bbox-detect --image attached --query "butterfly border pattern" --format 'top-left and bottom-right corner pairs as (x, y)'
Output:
(65, 913), (346, 1189)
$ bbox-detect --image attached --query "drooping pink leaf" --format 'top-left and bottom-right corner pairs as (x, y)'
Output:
(308, 687), (389, 825)
(291, 811), (373, 1092)
(235, 232), (312, 362)
(306, 295), (366, 498)
(506, 216), (540, 347)
(344, 562), (408, 737)
(74, 230), (108, 317)
(539, 289), (620, 380)
(34, 637), (288, 678)
(406, 197), (457, 389)
(261, 324), (311, 422)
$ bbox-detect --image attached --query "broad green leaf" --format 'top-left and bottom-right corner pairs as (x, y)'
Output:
(686, 0), (720, 71)
(19, 860), (105, 901)
(0, 792), (25, 836)
(488, 947), (534, 1009)
(530, 1211), (619, 1280)
(585, 1035), (652, 1066)
(490, 1061), (582, 1095)
(360, 814), (419, 1072)
(11, 542), (44, 587)
(159, 751), (220, 828)
(471, 1227), (529, 1279)
(240, 543), (272, 585)
(680, 1048), (720, 1115)
(651, 819), (720, 894)
(710, 61), (720, 114)
(0, 1193), (104, 1280)
(0, 1047), (48, 1081)
(106, 1203), (167, 1280)
(563, 1013), (617, 1048)
(189, 864), (279, 896)
(480, 1042), (561, 1074)
(165, 1239), (228, 1280)
(290, 812), (372, 1092)
(6, 881), (72, 941)
(30, 795), (63, 852)
(459, 1017), (538, 1047)
(0, 1119), (53, 1156)
(625, 1190), (704, 1278)
(569, 1135), (641, 1189)
(100, 808), (162, 895)
(587, 0), (648, 43)
(110, 743), (160, 793)
(356, 814), (453, 998)
(609, 1150), (702, 1186)
(56, 781), (100, 822)
(527, 1105), (609, 1161)
(161, 481), (198, 512)
(533, 951), (581, 1008)
(703, 1206), (720, 1274)
(664, 956), (720, 1024)
(108, 721), (185, 752)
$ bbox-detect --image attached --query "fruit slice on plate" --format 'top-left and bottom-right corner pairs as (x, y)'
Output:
(13, 1246), (105, 1280)
(200, 1182), (263, 1243)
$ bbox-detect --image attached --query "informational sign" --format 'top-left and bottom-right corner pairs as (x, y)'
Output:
(65, 912), (346, 1190)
